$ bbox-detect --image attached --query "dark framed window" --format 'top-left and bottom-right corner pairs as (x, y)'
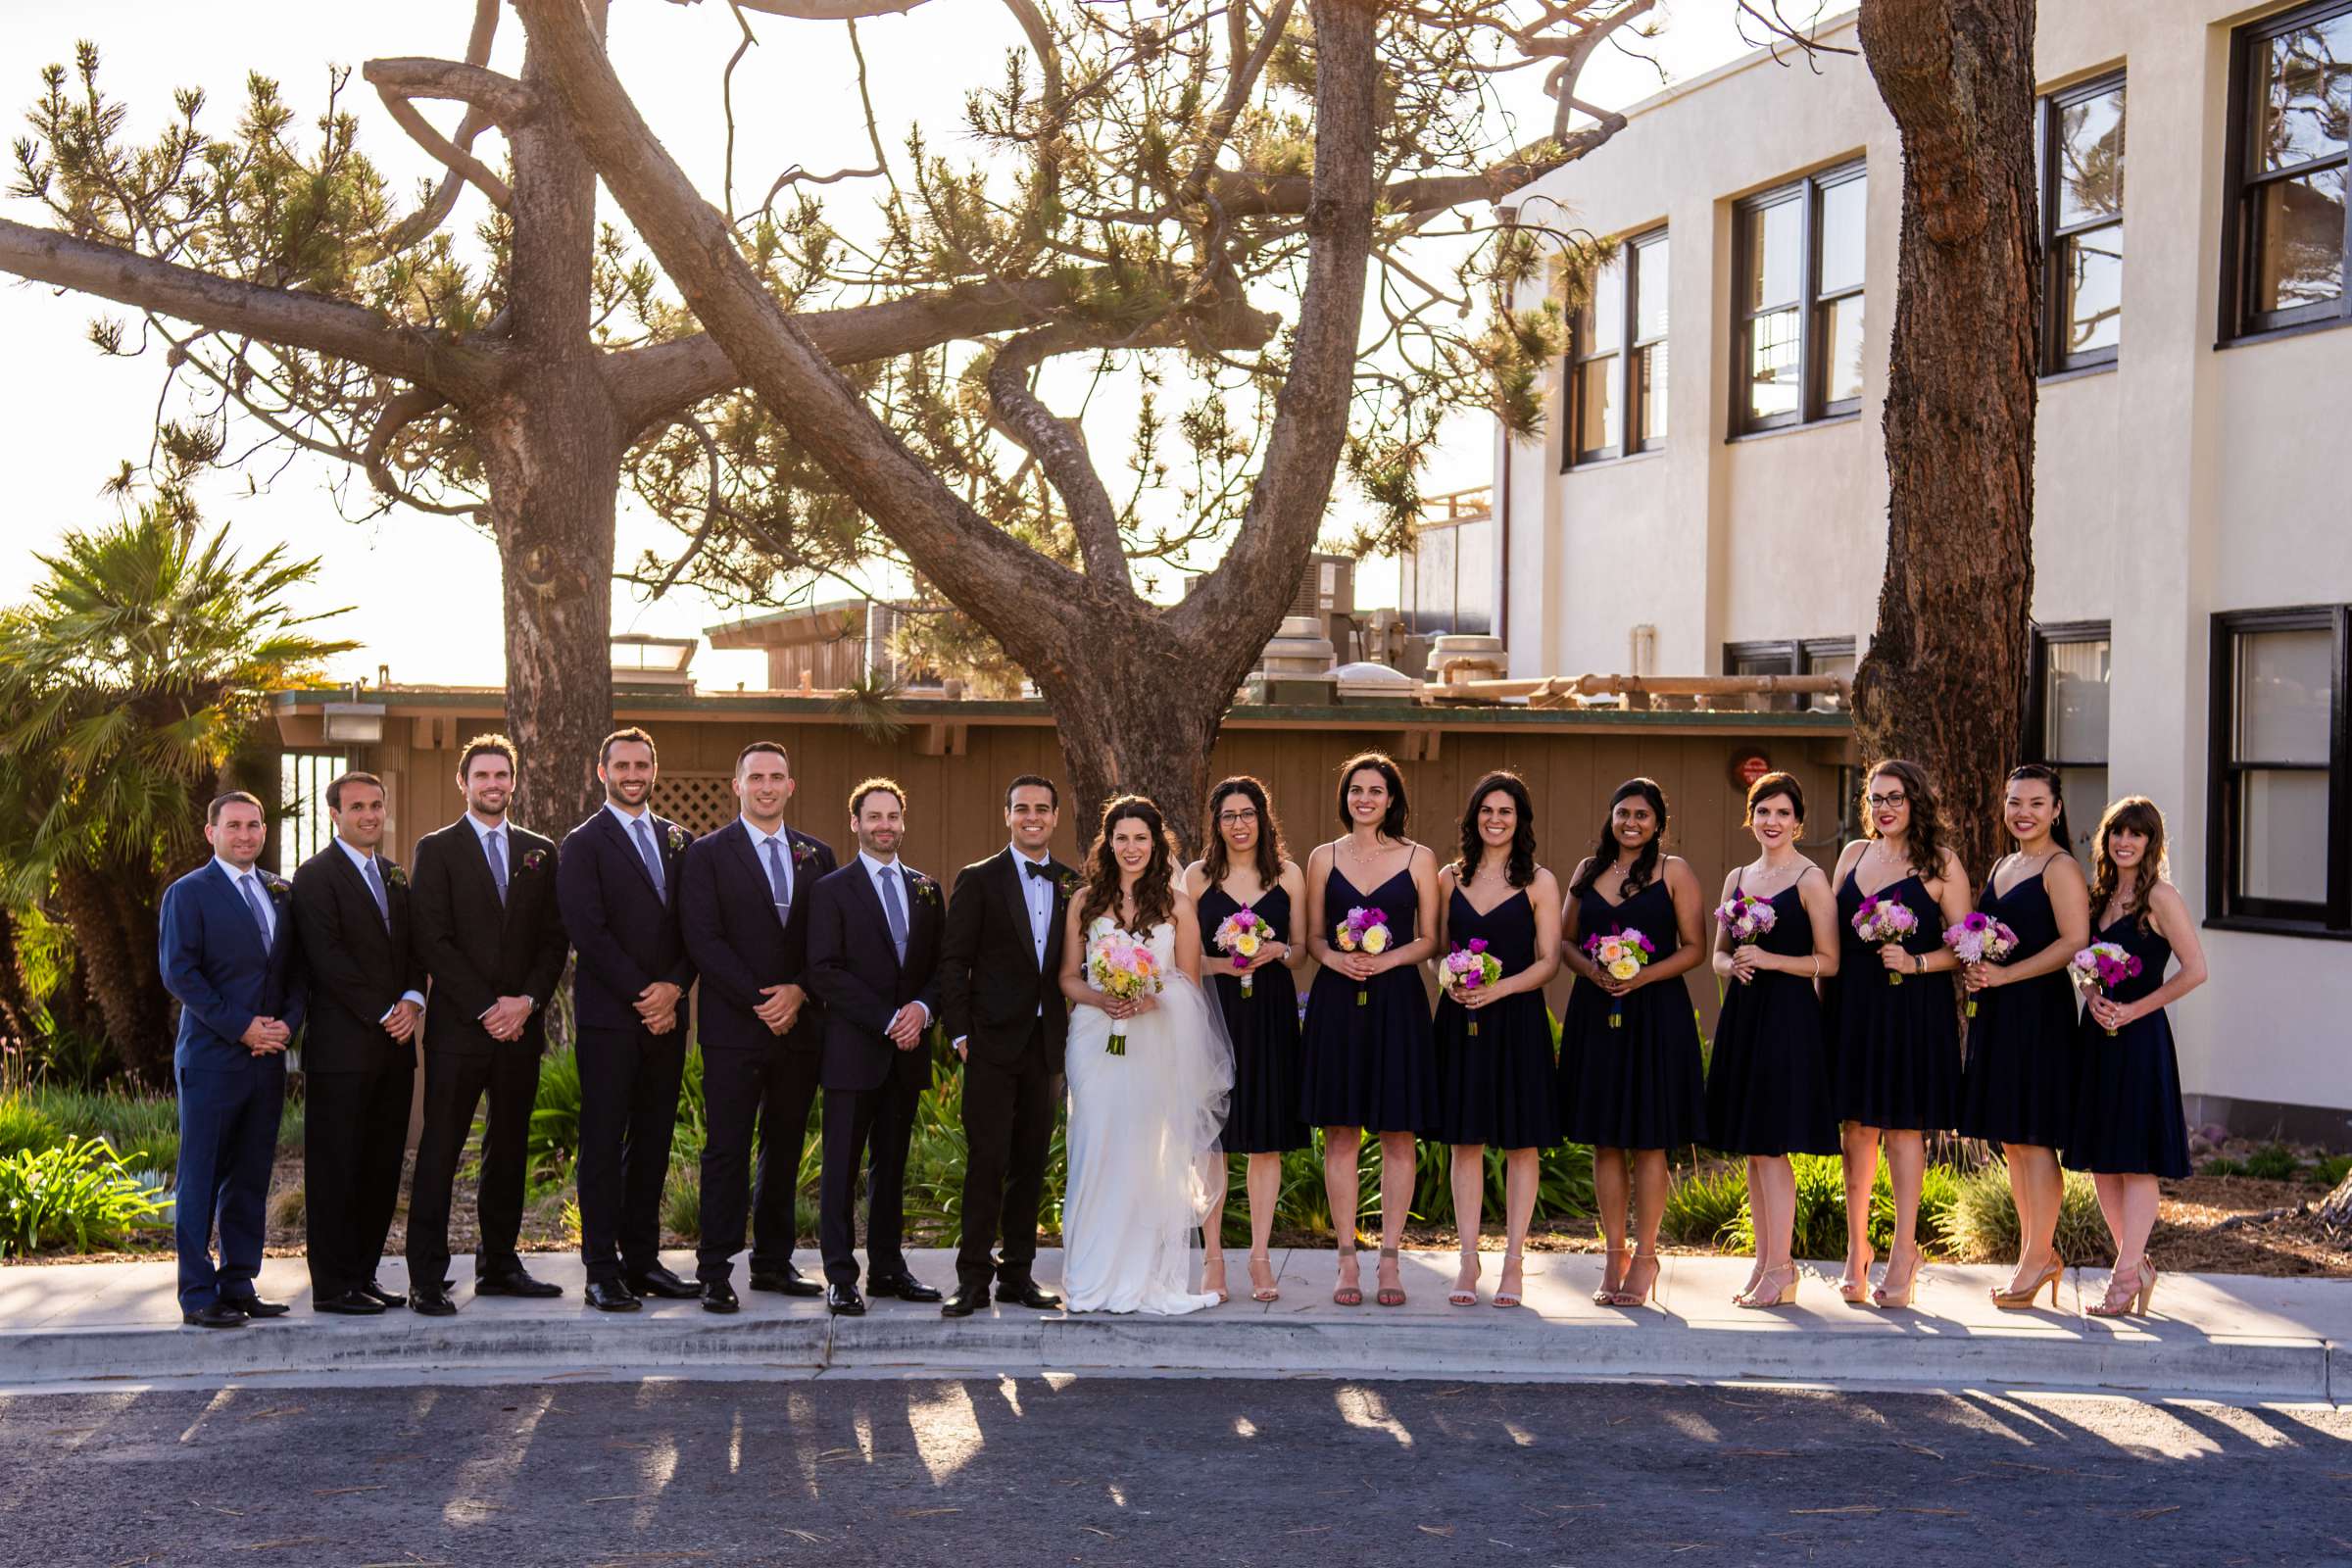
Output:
(2027, 621), (2112, 861)
(2222, 2), (2352, 342)
(2039, 74), (2126, 372)
(276, 750), (352, 876)
(1565, 227), (1669, 466)
(2207, 606), (2351, 935)
(1721, 636), (1855, 712)
(1733, 161), (1866, 434)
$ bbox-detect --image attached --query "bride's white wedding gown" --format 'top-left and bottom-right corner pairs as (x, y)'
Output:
(1061, 921), (1235, 1314)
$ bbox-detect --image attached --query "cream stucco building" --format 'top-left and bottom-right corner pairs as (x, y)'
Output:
(1489, 2), (2352, 1137)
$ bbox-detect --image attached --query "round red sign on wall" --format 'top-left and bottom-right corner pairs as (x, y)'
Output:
(1730, 748), (1773, 791)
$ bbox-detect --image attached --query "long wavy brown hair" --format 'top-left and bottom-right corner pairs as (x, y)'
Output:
(1201, 776), (1286, 889)
(2089, 795), (2169, 935)
(1078, 794), (1180, 934)
(1861, 758), (1948, 879)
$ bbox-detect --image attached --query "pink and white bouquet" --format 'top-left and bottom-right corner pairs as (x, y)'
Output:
(1584, 928), (1654, 1029)
(1442, 939), (1505, 1035)
(1852, 895), (1921, 985)
(1335, 906), (1393, 1006)
(1213, 908), (1270, 998)
(1715, 892), (1779, 942)
(1085, 916), (1162, 1056)
(2070, 942), (2143, 1038)
(1945, 911), (2020, 1017)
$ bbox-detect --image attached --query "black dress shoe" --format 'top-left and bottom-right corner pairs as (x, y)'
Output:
(702, 1280), (740, 1314)
(584, 1280), (642, 1313)
(410, 1285), (459, 1317)
(474, 1266), (564, 1298)
(866, 1275), (944, 1303)
(357, 1279), (406, 1310)
(623, 1265), (702, 1299)
(826, 1282), (866, 1316)
(748, 1264), (825, 1298)
(220, 1296), (290, 1319)
(996, 1280), (1063, 1310)
(941, 1282), (991, 1318)
(182, 1303), (248, 1329)
(314, 1290), (386, 1316)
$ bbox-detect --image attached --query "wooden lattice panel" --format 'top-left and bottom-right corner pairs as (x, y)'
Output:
(651, 772), (736, 836)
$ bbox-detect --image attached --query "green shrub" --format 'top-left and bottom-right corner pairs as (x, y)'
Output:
(275, 1099), (304, 1154)
(2308, 1153), (2352, 1188)
(529, 1047), (583, 1185)
(662, 1161), (701, 1242)
(0, 1136), (170, 1255)
(2201, 1156), (2248, 1178)
(0, 1095), (62, 1158)
(1934, 1159), (2113, 1265)
(1714, 1152), (1964, 1259)
(1661, 1162), (1748, 1247)
(2243, 1143), (2301, 1182)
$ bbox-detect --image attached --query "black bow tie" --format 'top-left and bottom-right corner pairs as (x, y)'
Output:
(1022, 859), (1055, 883)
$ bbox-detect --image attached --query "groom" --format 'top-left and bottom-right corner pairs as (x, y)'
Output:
(937, 775), (1074, 1316)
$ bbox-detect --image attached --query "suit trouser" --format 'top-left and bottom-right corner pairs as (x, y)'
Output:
(304, 1051), (415, 1297)
(956, 1020), (1057, 1290)
(174, 1060), (286, 1311)
(696, 1038), (822, 1282)
(575, 1023), (687, 1284)
(405, 1042), (543, 1286)
(818, 1077), (919, 1286)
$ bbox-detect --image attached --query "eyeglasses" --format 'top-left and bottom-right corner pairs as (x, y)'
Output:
(1216, 810), (1259, 826)
(1865, 791), (1908, 809)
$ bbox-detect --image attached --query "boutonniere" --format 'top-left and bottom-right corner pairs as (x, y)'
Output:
(911, 876), (941, 909)
(1057, 871), (1082, 901)
(665, 824), (690, 855)
(382, 862), (410, 891)
(520, 847), (547, 872)
(265, 877), (291, 904)
(791, 839), (818, 867)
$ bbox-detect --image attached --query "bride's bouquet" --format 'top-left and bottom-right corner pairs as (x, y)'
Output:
(1212, 908), (1269, 998)
(1584, 929), (1654, 1029)
(1442, 940), (1504, 1035)
(1085, 917), (1162, 1056)
(1944, 911), (2020, 1017)
(1851, 895), (1920, 985)
(1334, 906), (1392, 1006)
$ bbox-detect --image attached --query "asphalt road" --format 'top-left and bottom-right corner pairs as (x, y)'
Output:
(4, 1377), (2347, 1567)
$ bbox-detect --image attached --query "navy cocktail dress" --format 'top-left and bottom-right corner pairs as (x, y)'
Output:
(1703, 879), (1839, 1157)
(1955, 864), (2081, 1149)
(1199, 881), (1309, 1155)
(2062, 914), (2191, 1179)
(1828, 870), (1960, 1132)
(1556, 878), (1706, 1150)
(1298, 862), (1439, 1134)
(1433, 887), (1561, 1150)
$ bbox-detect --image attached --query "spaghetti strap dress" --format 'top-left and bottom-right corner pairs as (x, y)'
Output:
(1433, 887), (1561, 1150)
(1198, 881), (1309, 1155)
(2062, 915), (2191, 1179)
(1555, 878), (1707, 1150)
(1955, 865), (2082, 1149)
(1828, 870), (1961, 1132)
(1703, 879), (1840, 1156)
(1298, 861), (1439, 1134)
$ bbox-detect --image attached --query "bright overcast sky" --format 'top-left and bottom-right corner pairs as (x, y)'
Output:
(0, 0), (1787, 689)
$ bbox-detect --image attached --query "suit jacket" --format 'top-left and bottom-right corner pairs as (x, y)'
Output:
(938, 848), (1077, 1072)
(160, 860), (307, 1074)
(290, 843), (427, 1075)
(804, 858), (944, 1095)
(556, 806), (697, 1033)
(409, 817), (567, 1057)
(678, 820), (837, 1054)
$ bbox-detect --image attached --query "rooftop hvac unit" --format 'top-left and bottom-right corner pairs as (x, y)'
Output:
(1290, 553), (1356, 619)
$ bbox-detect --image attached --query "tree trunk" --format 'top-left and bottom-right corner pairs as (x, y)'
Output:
(0, 905), (37, 1051)
(1853, 0), (2040, 878)
(1034, 620), (1231, 858)
(476, 11), (620, 840)
(2320, 1169), (2352, 1239)
(53, 860), (172, 1085)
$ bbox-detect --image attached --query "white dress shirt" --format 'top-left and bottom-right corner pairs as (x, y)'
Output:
(334, 837), (426, 1019)
(858, 850), (929, 1027)
(741, 818), (796, 914)
(215, 857), (274, 945)
(464, 812), (536, 1015)
(956, 844), (1054, 1053)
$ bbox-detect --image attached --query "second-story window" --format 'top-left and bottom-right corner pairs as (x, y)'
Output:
(1566, 227), (1669, 466)
(2041, 73), (2127, 372)
(1733, 161), (1866, 434)
(2224, 1), (2352, 341)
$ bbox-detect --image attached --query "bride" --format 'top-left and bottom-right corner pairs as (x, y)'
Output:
(1056, 795), (1235, 1314)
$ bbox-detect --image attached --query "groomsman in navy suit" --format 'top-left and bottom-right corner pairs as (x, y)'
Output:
(159, 791), (306, 1328)
(805, 778), (946, 1315)
(290, 771), (427, 1315)
(556, 727), (701, 1312)
(677, 742), (838, 1312)
(403, 734), (569, 1314)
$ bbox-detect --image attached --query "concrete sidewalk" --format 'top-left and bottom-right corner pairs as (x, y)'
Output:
(3, 1248), (2345, 1401)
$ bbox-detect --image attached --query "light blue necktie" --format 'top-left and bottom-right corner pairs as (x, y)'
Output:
(364, 856), (391, 928)
(484, 827), (508, 905)
(632, 816), (666, 898)
(239, 873), (273, 945)
(879, 865), (908, 962)
(762, 837), (791, 924)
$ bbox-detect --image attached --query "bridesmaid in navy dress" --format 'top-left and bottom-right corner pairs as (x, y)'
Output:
(1704, 771), (1840, 1310)
(2064, 797), (2207, 1319)
(1828, 759), (1972, 1310)
(1300, 753), (1440, 1308)
(1431, 772), (1562, 1310)
(1955, 764), (2091, 1309)
(1182, 776), (1309, 1305)
(1556, 777), (1708, 1309)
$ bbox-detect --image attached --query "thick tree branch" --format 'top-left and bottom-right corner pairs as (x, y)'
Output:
(363, 54), (540, 218)
(0, 219), (501, 397)
(363, 384), (470, 514)
(985, 326), (1133, 596)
